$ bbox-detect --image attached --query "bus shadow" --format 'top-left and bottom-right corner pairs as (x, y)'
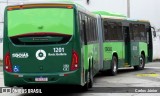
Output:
(95, 67), (142, 77)
(117, 68), (138, 74)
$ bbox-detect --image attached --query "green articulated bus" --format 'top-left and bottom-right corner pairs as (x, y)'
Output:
(3, 3), (100, 90)
(3, 2), (154, 90)
(96, 15), (154, 76)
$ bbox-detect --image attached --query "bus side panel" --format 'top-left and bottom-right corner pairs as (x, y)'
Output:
(103, 42), (125, 70)
(82, 44), (100, 77)
(91, 43), (100, 75)
(3, 8), (11, 86)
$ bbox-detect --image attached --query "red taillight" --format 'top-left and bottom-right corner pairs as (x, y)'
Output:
(70, 50), (79, 71)
(4, 52), (12, 72)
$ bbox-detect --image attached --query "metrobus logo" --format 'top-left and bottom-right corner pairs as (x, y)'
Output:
(36, 49), (46, 60)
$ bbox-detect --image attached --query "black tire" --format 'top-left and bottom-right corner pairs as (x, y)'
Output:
(82, 71), (89, 91)
(134, 54), (145, 70)
(108, 56), (118, 76)
(88, 65), (93, 88)
(82, 65), (93, 91)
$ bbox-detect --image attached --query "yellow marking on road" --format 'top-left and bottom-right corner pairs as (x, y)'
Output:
(136, 73), (159, 77)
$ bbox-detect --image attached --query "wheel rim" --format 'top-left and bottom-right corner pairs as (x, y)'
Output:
(140, 56), (144, 68)
(113, 58), (117, 72)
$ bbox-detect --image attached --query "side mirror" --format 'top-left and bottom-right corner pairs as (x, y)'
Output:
(151, 27), (156, 37)
(153, 30), (156, 37)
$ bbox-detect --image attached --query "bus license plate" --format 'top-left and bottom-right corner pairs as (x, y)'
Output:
(35, 77), (48, 82)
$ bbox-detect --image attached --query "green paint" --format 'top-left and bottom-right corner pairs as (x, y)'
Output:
(103, 42), (125, 60)
(139, 42), (148, 63)
(139, 42), (148, 56)
(102, 41), (148, 69)
(103, 42), (125, 69)
(82, 43), (100, 76)
(8, 8), (74, 37)
(8, 42), (73, 73)
(130, 42), (139, 66)
(4, 69), (81, 86)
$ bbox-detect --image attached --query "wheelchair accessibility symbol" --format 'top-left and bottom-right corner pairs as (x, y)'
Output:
(36, 49), (46, 60)
(13, 66), (20, 73)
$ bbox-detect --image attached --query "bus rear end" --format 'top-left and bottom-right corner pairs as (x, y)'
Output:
(3, 4), (81, 87)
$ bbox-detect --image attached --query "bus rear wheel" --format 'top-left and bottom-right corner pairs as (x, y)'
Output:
(108, 56), (118, 76)
(82, 68), (93, 91)
(134, 54), (145, 70)
(88, 66), (93, 88)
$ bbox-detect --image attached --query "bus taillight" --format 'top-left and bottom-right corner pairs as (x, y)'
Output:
(5, 52), (12, 72)
(70, 50), (79, 71)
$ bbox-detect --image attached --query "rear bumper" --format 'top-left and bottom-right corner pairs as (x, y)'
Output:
(3, 70), (82, 87)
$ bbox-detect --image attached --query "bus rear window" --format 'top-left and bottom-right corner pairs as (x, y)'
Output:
(7, 8), (74, 45)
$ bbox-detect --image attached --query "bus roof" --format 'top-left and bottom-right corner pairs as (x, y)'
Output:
(6, 1), (96, 17)
(93, 11), (150, 24)
(102, 16), (150, 25)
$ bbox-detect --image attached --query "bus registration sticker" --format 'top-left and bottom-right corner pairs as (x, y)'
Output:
(35, 77), (48, 82)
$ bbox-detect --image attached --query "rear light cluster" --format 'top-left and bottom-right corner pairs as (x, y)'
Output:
(70, 50), (79, 71)
(4, 52), (12, 72)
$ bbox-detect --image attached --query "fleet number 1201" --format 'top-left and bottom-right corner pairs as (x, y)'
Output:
(53, 48), (64, 53)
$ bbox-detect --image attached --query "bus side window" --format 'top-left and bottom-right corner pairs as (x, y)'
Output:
(129, 24), (134, 40)
(85, 16), (89, 43)
(123, 26), (130, 43)
(94, 19), (98, 41)
(109, 23), (116, 40)
(103, 21), (109, 40)
(82, 20), (87, 45)
(133, 24), (140, 40)
(91, 18), (94, 42)
(116, 23), (123, 40)
(79, 12), (87, 45)
(79, 12), (84, 42)
(139, 24), (146, 41)
(88, 17), (92, 42)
